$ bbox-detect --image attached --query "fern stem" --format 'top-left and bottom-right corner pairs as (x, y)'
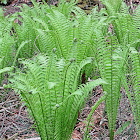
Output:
(12, 41), (29, 67)
(38, 92), (48, 139)
(62, 61), (74, 101)
(110, 34), (114, 140)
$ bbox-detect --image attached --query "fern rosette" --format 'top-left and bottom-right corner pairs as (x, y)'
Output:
(8, 53), (106, 139)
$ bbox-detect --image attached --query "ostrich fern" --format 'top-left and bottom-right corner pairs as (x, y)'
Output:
(91, 27), (124, 139)
(97, 0), (140, 139)
(1, 0), (140, 139)
(12, 0), (107, 61)
(8, 52), (106, 140)
(0, 8), (15, 83)
(128, 48), (140, 136)
(121, 47), (140, 137)
(13, 0), (108, 83)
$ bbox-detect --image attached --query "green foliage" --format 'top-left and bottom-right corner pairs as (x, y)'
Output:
(97, 0), (140, 139)
(128, 48), (140, 136)
(0, 66), (13, 74)
(121, 47), (140, 137)
(8, 53), (105, 139)
(8, 0), (107, 83)
(0, 8), (15, 83)
(92, 31), (124, 139)
(0, 0), (140, 139)
(0, 0), (7, 4)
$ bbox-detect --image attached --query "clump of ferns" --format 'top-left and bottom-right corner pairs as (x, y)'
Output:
(11, 0), (108, 59)
(1, 0), (139, 139)
(98, 0), (140, 139)
(7, 50), (106, 140)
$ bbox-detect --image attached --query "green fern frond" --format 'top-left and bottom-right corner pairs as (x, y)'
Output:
(0, 9), (15, 83)
(122, 48), (140, 137)
(102, 0), (140, 50)
(13, 12), (39, 57)
(55, 78), (106, 140)
(132, 5), (140, 51)
(92, 32), (125, 139)
(57, 0), (77, 18)
(100, 0), (122, 15)
(85, 92), (108, 139)
(46, 10), (73, 59)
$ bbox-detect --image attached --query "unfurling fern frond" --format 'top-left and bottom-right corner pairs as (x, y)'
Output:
(8, 53), (105, 140)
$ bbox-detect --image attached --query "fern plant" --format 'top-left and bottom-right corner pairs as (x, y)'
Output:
(0, 8), (31, 84)
(95, 0), (140, 139)
(1, 0), (140, 139)
(7, 51), (106, 140)
(101, 0), (140, 50)
(91, 27), (124, 139)
(0, 8), (15, 83)
(121, 47), (140, 137)
(11, 0), (108, 81)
